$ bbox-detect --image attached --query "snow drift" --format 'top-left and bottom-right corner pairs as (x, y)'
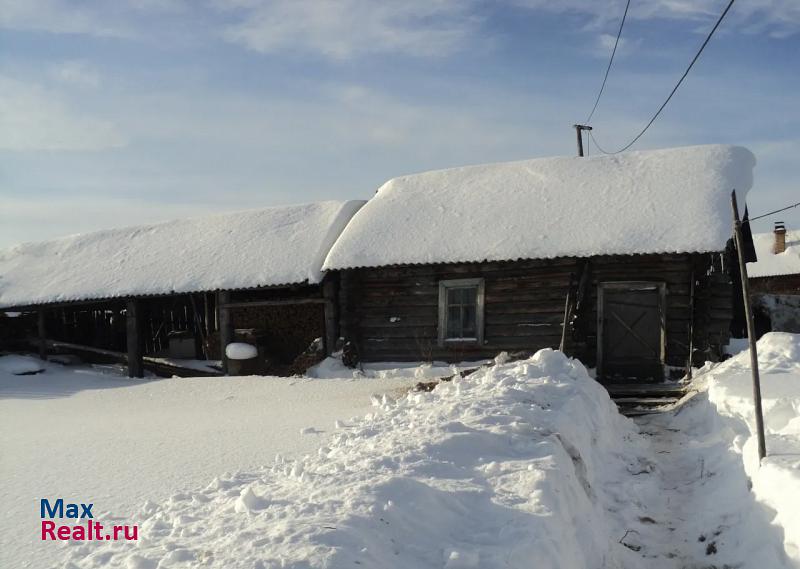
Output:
(63, 350), (646, 569)
(324, 144), (755, 269)
(691, 332), (800, 564)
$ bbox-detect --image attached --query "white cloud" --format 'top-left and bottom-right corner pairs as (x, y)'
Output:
(215, 0), (799, 60)
(593, 33), (642, 59)
(0, 0), (134, 37)
(0, 0), (188, 38)
(0, 76), (126, 151)
(1, 0), (795, 55)
(511, 0), (800, 37)
(217, 0), (481, 59)
(50, 60), (101, 88)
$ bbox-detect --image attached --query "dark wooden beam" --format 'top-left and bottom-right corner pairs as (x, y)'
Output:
(220, 298), (326, 309)
(45, 339), (125, 360)
(126, 299), (143, 378)
(218, 291), (233, 375)
(322, 277), (339, 356)
(37, 309), (48, 360)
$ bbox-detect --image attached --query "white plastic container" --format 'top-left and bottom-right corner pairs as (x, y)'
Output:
(225, 342), (258, 360)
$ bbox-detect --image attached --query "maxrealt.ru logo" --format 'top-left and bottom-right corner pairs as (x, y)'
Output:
(40, 498), (138, 541)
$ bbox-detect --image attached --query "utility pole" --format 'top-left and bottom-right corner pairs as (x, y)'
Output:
(573, 124), (593, 157)
(731, 190), (767, 463)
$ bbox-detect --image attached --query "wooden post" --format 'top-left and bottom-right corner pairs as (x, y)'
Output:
(37, 309), (48, 360)
(323, 277), (339, 356)
(732, 190), (767, 462)
(218, 291), (233, 374)
(126, 298), (144, 378)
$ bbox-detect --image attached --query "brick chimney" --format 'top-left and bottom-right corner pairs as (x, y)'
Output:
(773, 221), (787, 254)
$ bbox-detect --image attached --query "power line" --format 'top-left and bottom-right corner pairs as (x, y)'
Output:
(591, 0), (736, 154)
(585, 0), (631, 123)
(746, 200), (800, 222)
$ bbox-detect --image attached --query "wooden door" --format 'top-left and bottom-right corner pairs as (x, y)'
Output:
(598, 282), (666, 382)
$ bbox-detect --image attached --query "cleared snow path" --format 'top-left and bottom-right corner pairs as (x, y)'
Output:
(621, 396), (791, 569)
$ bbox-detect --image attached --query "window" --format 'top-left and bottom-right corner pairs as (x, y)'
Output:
(438, 278), (485, 346)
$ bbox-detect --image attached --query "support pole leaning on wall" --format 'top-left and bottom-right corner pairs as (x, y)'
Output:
(731, 190), (767, 463)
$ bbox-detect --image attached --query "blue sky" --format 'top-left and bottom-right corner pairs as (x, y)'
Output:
(0, 0), (798, 247)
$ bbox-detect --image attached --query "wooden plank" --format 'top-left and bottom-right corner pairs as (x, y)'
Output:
(356, 314), (438, 328)
(484, 303), (568, 315)
(361, 326), (438, 339)
(484, 312), (565, 325)
(356, 297), (440, 308)
(484, 291), (572, 304)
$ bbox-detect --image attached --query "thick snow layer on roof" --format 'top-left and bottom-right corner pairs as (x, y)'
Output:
(324, 145), (755, 270)
(748, 230), (800, 278)
(0, 200), (364, 308)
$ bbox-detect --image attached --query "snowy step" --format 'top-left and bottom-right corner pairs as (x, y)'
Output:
(609, 384), (684, 417)
(605, 382), (686, 399)
(613, 397), (681, 405)
(614, 395), (681, 417)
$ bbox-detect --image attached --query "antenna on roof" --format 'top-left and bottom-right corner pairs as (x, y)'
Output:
(573, 125), (593, 157)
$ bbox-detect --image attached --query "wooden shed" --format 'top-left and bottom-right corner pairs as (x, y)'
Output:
(0, 200), (364, 377)
(323, 145), (757, 382)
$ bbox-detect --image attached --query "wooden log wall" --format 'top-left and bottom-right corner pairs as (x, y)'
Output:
(340, 258), (577, 362)
(339, 253), (733, 368)
(750, 274), (800, 295)
(229, 303), (324, 363)
(226, 284), (326, 364)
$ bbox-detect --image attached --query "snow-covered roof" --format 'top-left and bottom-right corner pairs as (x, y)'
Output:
(324, 145), (756, 270)
(748, 229), (800, 278)
(0, 201), (365, 309)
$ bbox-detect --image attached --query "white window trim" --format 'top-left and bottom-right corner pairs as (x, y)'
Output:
(437, 278), (485, 347)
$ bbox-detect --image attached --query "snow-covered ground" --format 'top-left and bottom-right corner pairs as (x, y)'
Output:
(0, 357), (417, 569)
(4, 334), (800, 569)
(60, 349), (651, 569)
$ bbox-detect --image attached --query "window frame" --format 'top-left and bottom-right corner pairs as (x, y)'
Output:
(437, 278), (485, 347)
